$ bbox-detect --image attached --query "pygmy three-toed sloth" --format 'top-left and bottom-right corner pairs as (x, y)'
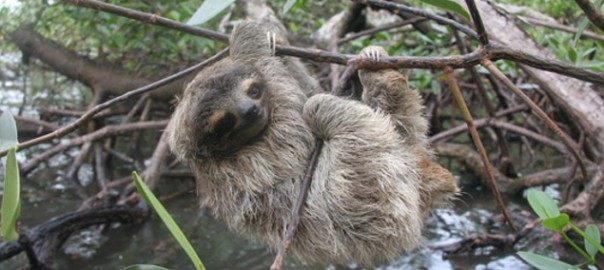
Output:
(168, 20), (458, 266)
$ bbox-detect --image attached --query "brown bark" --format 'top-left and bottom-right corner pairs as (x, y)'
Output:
(9, 25), (187, 101)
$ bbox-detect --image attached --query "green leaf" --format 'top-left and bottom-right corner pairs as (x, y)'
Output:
(2, 147), (21, 242)
(282, 0), (297, 15)
(418, 0), (470, 20)
(124, 264), (170, 270)
(186, 0), (236, 26)
(517, 252), (579, 270)
(569, 223), (604, 256)
(541, 213), (569, 233)
(132, 172), (205, 270)
(527, 190), (560, 219)
(568, 47), (577, 63)
(585, 224), (601, 259)
(0, 111), (18, 151)
(573, 18), (590, 46)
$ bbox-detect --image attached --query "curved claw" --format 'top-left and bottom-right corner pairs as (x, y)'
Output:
(266, 31), (276, 56)
(360, 46), (388, 62)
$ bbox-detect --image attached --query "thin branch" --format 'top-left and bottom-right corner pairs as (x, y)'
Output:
(357, 0), (480, 40)
(270, 139), (324, 270)
(62, 0), (604, 86)
(518, 16), (604, 42)
(21, 120), (168, 173)
(481, 59), (588, 179)
(575, 0), (604, 32)
(64, 0), (228, 42)
(338, 17), (427, 44)
(465, 0), (489, 45)
(0, 49), (228, 157)
(444, 67), (517, 232)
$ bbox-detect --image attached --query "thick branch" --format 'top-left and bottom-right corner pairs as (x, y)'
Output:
(575, 0), (604, 31)
(9, 25), (182, 100)
(0, 206), (146, 263)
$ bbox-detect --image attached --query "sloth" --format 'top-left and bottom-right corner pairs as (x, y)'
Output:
(169, 20), (458, 266)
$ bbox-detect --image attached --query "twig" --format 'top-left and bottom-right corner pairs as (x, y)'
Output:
(481, 59), (587, 179)
(357, 0), (479, 40)
(430, 117), (567, 154)
(20, 120), (168, 173)
(465, 0), (489, 46)
(338, 17), (427, 44)
(0, 48), (228, 157)
(518, 16), (604, 42)
(270, 139), (324, 270)
(64, 0), (228, 42)
(444, 67), (517, 232)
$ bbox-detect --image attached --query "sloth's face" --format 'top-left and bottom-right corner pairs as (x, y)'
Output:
(185, 62), (270, 158)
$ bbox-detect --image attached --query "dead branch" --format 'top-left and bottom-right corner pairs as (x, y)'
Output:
(0, 206), (147, 265)
(21, 120), (168, 173)
(433, 143), (596, 194)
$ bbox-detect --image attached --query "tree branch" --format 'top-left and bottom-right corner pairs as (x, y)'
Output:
(575, 0), (604, 31)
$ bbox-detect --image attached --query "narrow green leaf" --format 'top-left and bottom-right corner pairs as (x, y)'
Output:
(132, 172), (205, 270)
(584, 224), (601, 259)
(541, 214), (569, 233)
(568, 47), (578, 63)
(527, 190), (560, 219)
(186, 0), (236, 25)
(0, 111), (19, 151)
(2, 148), (21, 242)
(124, 264), (170, 270)
(573, 18), (590, 46)
(517, 251), (579, 270)
(418, 0), (470, 20)
(569, 223), (604, 256)
(282, 0), (297, 15)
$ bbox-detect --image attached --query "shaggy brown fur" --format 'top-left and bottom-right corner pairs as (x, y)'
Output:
(169, 21), (458, 266)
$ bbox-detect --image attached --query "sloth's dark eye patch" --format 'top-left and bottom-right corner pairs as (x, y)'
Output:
(210, 111), (237, 138)
(242, 78), (264, 99)
(246, 84), (263, 99)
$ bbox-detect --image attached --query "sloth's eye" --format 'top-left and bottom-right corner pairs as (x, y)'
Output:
(246, 84), (263, 99)
(210, 111), (237, 137)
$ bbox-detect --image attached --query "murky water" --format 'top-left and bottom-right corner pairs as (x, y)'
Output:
(0, 157), (541, 270)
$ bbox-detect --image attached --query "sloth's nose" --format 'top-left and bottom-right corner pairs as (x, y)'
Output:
(238, 101), (262, 119)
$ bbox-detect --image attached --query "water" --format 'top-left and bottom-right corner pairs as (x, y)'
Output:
(0, 161), (539, 269)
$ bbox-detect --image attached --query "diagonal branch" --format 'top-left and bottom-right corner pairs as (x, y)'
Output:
(574, 0), (604, 31)
(444, 67), (517, 232)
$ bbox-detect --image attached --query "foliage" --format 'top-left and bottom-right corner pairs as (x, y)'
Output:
(187, 0), (236, 25)
(130, 172), (205, 270)
(518, 190), (603, 270)
(418, 0), (470, 19)
(0, 112), (20, 242)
